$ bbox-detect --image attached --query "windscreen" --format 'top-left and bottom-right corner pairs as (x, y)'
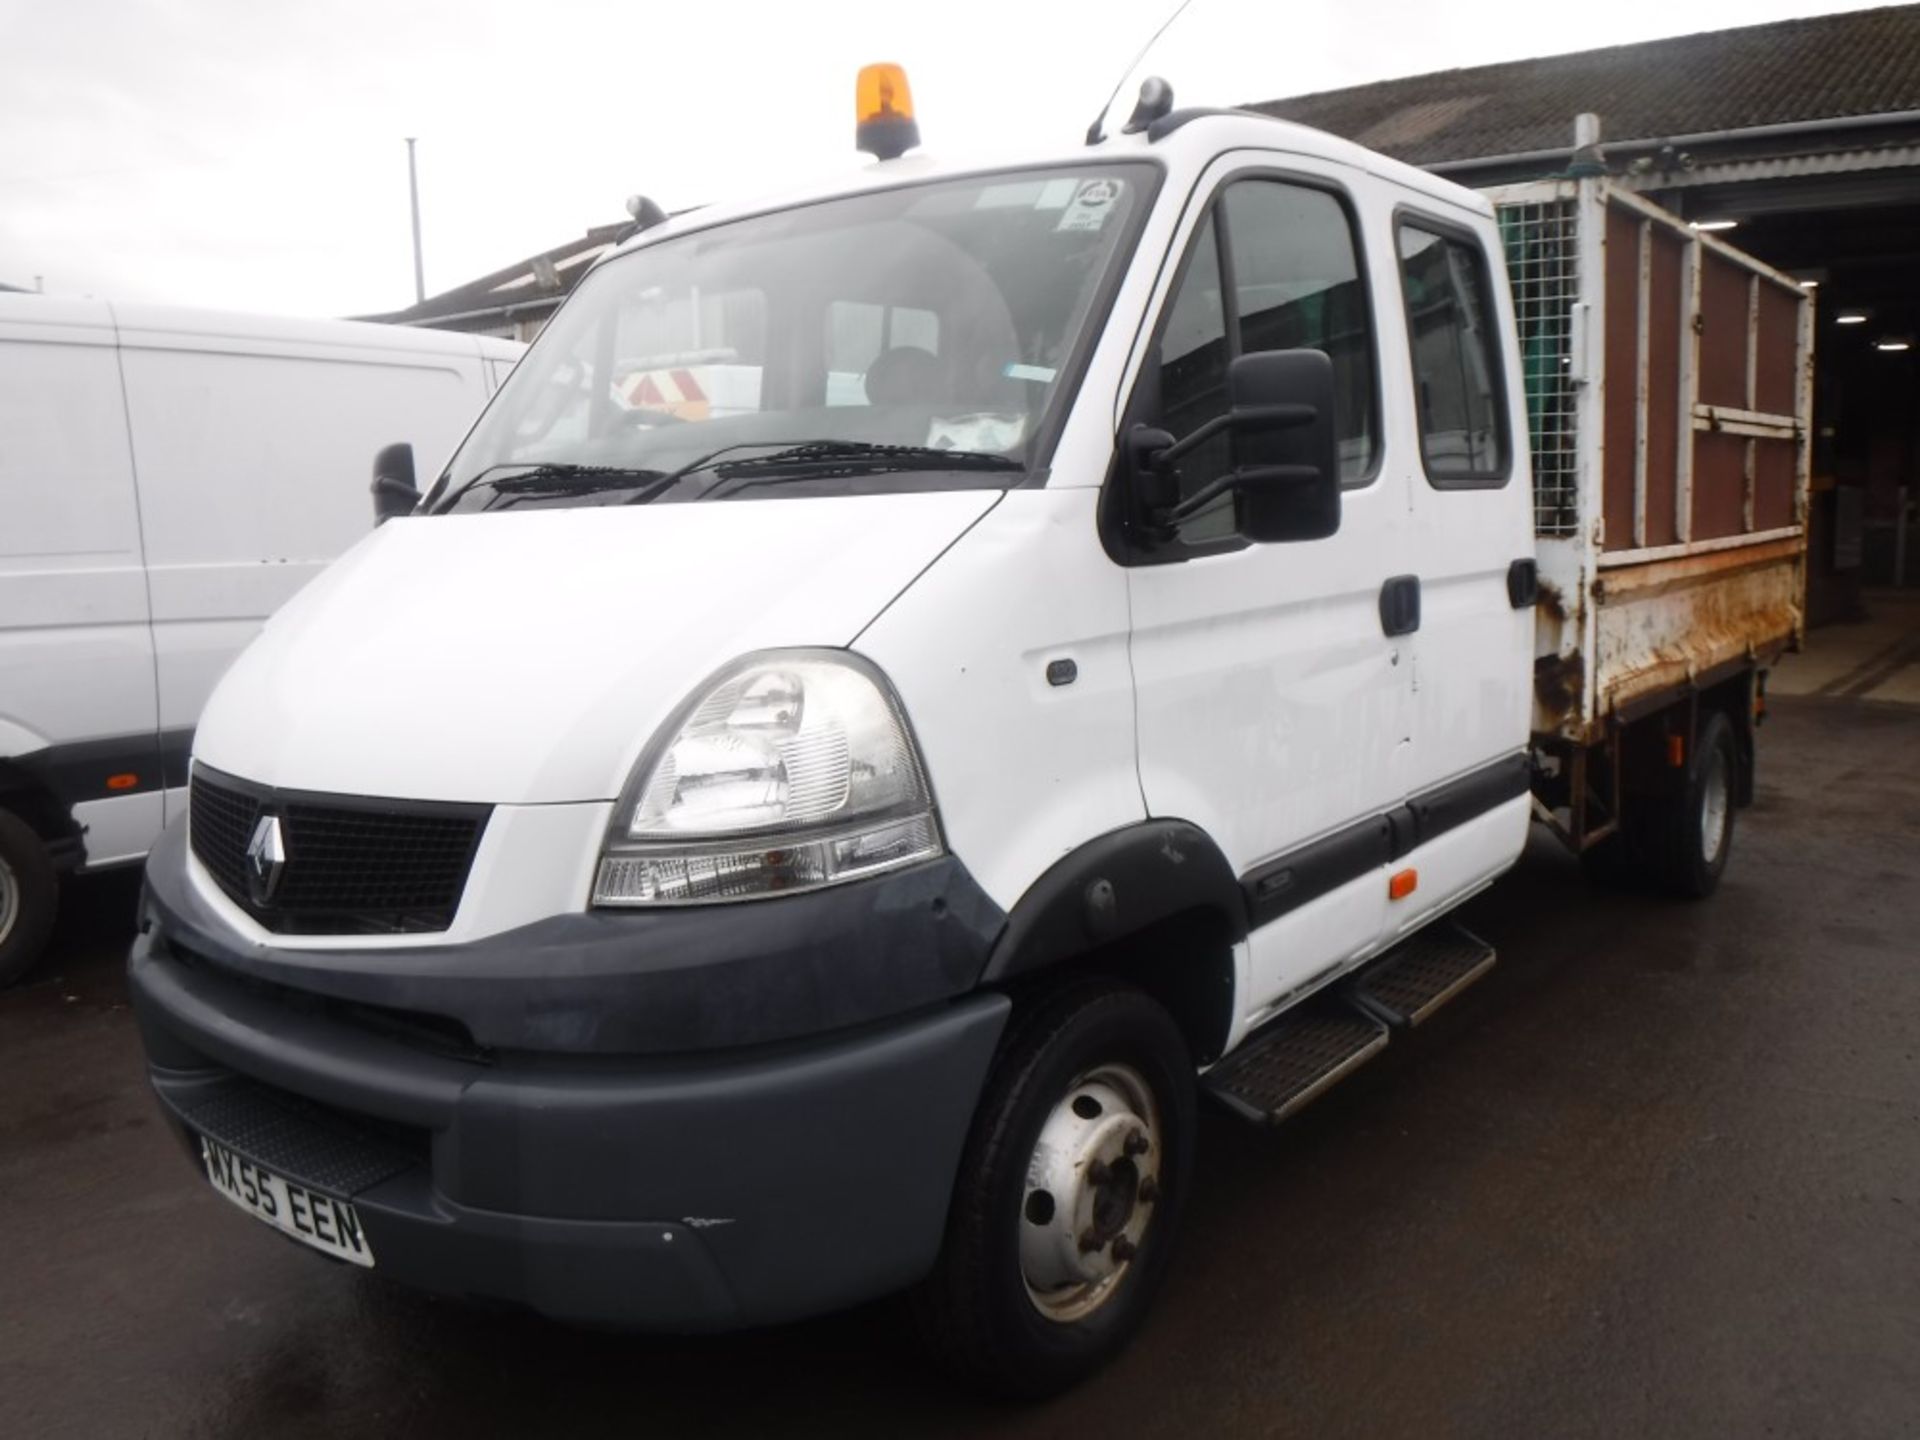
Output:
(437, 164), (1154, 511)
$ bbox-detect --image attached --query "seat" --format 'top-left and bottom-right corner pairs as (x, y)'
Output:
(861, 345), (943, 407)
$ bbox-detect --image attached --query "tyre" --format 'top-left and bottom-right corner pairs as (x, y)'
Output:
(0, 807), (59, 988)
(1637, 710), (1738, 900)
(913, 978), (1195, 1399)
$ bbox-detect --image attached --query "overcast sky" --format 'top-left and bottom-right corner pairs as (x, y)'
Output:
(0, 0), (1890, 317)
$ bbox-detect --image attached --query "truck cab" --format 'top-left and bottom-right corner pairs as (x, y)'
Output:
(129, 81), (1632, 1397)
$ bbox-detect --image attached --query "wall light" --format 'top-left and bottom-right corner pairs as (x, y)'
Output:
(1689, 219), (1739, 232)
(1876, 339), (1912, 353)
(1836, 313), (1870, 325)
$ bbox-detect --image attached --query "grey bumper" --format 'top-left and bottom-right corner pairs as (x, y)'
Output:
(130, 844), (1009, 1331)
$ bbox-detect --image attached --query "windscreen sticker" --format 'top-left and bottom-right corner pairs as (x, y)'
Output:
(1003, 362), (1057, 383)
(1055, 178), (1122, 233)
(927, 412), (1025, 452)
(975, 180), (1049, 209)
(1034, 177), (1080, 210)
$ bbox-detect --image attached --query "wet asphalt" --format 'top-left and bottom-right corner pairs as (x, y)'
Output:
(2, 692), (1916, 1439)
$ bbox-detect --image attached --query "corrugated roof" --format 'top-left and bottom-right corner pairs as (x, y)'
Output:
(1251, 4), (1920, 166)
(361, 221), (627, 326)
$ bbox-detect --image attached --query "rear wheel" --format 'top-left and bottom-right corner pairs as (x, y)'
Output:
(0, 808), (59, 988)
(1637, 710), (1738, 899)
(913, 979), (1195, 1399)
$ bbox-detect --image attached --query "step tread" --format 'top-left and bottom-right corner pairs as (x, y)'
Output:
(1204, 1007), (1389, 1126)
(1348, 922), (1497, 1029)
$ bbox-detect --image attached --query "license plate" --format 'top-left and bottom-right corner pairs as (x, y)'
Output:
(198, 1136), (375, 1268)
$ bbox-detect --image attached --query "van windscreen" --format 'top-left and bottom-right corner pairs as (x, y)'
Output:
(436, 164), (1155, 511)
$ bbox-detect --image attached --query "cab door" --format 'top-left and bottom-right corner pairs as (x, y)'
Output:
(1385, 210), (1535, 935)
(1119, 161), (1414, 1023)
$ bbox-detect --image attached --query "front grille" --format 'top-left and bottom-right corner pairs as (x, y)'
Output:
(190, 767), (490, 935)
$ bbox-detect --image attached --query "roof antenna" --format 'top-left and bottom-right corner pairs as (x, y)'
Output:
(615, 194), (669, 244)
(1085, 0), (1196, 145)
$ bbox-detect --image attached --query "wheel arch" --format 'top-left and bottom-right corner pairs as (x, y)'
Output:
(0, 759), (82, 855)
(980, 820), (1248, 1065)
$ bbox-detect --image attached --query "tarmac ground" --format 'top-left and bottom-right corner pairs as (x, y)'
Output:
(3, 602), (1917, 1439)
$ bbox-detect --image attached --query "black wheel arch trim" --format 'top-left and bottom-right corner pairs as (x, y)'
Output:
(980, 820), (1248, 983)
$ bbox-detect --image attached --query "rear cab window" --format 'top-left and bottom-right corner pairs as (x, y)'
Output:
(1395, 217), (1510, 487)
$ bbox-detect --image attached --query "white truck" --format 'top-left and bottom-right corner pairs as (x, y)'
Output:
(0, 299), (522, 985)
(127, 72), (1808, 1397)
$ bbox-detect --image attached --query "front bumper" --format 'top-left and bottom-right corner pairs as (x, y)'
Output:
(130, 824), (1011, 1331)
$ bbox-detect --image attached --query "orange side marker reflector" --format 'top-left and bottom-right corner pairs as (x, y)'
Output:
(106, 773), (139, 791)
(1388, 868), (1418, 901)
(1667, 734), (1687, 768)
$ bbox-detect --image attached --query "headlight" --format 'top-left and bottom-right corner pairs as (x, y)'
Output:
(592, 651), (942, 905)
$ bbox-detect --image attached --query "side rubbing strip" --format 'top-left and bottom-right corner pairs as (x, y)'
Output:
(1242, 814), (1393, 928)
(1241, 753), (1530, 927)
(1404, 753), (1530, 847)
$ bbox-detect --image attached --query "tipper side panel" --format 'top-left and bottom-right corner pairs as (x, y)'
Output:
(1492, 178), (1811, 745)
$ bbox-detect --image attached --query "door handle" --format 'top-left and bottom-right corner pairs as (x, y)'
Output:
(1379, 574), (1421, 637)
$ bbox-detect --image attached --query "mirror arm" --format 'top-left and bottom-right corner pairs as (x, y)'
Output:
(1143, 402), (1319, 474)
(1146, 412), (1231, 471)
(1159, 470), (1237, 524)
(1159, 463), (1322, 526)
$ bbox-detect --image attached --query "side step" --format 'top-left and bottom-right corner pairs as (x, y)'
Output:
(1346, 922), (1497, 1029)
(1204, 922), (1496, 1126)
(1204, 1006), (1390, 1126)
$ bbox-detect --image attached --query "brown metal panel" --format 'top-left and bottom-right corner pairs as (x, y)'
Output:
(1696, 252), (1751, 410)
(1642, 226), (1684, 549)
(1692, 429), (1749, 539)
(1602, 204), (1641, 550)
(1591, 536), (1803, 714)
(1754, 284), (1800, 417)
(1753, 437), (1797, 530)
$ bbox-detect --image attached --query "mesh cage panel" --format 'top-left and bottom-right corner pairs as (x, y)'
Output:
(1496, 197), (1581, 536)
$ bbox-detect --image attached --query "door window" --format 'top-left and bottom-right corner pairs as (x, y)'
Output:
(1224, 182), (1378, 486)
(1397, 223), (1508, 484)
(1146, 178), (1379, 546)
(1156, 213), (1233, 539)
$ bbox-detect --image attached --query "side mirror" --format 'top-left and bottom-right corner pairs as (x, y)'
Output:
(1224, 349), (1341, 544)
(370, 442), (418, 525)
(1133, 348), (1342, 544)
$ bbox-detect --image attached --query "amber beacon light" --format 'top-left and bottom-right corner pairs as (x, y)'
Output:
(856, 63), (920, 161)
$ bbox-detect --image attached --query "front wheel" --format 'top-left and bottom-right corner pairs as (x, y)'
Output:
(913, 979), (1195, 1399)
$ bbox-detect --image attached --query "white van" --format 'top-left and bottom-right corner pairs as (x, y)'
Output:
(128, 74), (1805, 1398)
(0, 297), (522, 983)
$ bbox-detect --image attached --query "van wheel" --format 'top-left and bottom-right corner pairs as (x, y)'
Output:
(913, 979), (1194, 1399)
(0, 809), (59, 988)
(1638, 711), (1738, 900)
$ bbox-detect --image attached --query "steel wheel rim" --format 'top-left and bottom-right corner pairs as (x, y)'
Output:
(0, 853), (17, 949)
(1700, 745), (1731, 865)
(1018, 1061), (1162, 1324)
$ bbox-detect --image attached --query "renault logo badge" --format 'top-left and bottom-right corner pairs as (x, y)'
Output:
(245, 814), (287, 905)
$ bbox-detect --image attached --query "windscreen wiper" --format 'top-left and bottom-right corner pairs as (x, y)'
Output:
(692, 441), (1024, 497)
(447, 463), (673, 512)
